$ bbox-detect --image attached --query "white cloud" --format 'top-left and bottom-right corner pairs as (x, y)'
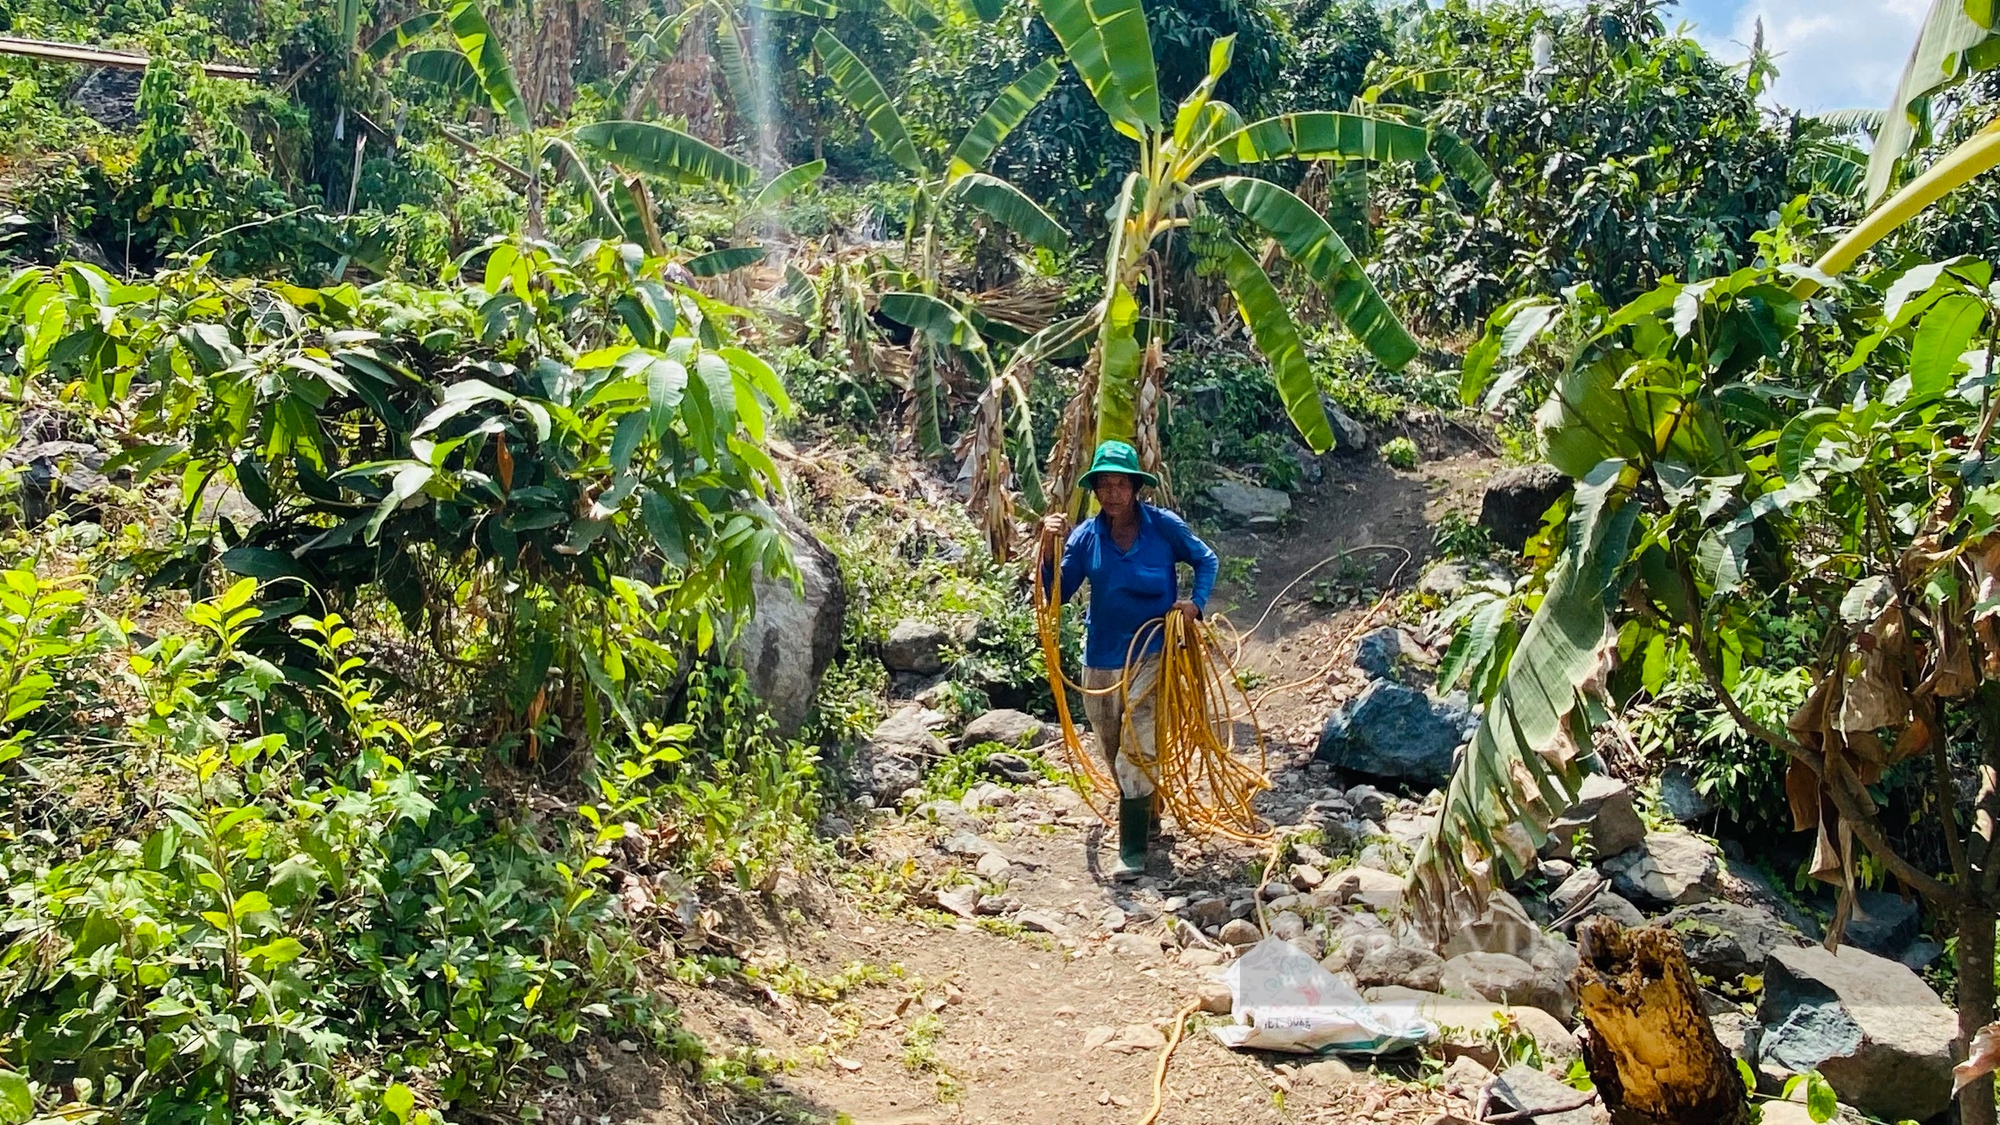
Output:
(1689, 0), (1927, 115)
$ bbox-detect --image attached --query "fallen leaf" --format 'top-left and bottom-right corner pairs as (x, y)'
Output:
(1955, 1021), (2000, 1093)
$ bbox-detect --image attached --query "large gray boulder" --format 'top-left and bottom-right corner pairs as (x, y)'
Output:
(1205, 481), (1291, 529)
(1416, 558), (1510, 601)
(1542, 774), (1646, 861)
(738, 513), (846, 735)
(1316, 680), (1473, 789)
(1352, 944), (1444, 992)
(1558, 891), (1647, 935)
(1440, 889), (1541, 961)
(71, 67), (143, 129)
(958, 708), (1049, 750)
(1657, 763), (1714, 824)
(1353, 627), (1425, 681)
(1600, 831), (1720, 908)
(7, 439), (115, 526)
(1841, 890), (1919, 961)
(1756, 944), (1956, 1123)
(1439, 951), (1567, 1020)
(1550, 867), (1606, 914)
(883, 618), (949, 675)
(1661, 901), (1807, 980)
(854, 704), (947, 800)
(1323, 396), (1371, 454)
(1478, 464), (1570, 550)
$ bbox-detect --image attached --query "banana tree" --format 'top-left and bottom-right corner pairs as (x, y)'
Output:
(1024, 0), (1491, 510)
(611, 0), (840, 146)
(811, 30), (1069, 457)
(615, 0), (1013, 141)
(370, 1), (810, 264)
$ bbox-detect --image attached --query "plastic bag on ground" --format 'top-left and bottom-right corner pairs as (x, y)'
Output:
(1210, 937), (1434, 1055)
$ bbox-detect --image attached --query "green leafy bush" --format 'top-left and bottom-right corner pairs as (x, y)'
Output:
(0, 244), (795, 751)
(1381, 436), (1419, 470)
(0, 584), (664, 1123)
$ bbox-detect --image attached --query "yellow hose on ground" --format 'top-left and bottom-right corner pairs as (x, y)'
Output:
(1139, 999), (1203, 1125)
(1034, 524), (1272, 843)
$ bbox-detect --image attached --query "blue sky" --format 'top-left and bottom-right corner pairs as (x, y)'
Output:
(1666, 0), (1926, 115)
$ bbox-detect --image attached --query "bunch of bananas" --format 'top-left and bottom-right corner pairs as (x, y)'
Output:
(1185, 208), (1229, 277)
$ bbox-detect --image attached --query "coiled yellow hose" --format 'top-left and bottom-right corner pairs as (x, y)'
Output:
(1033, 524), (1273, 843)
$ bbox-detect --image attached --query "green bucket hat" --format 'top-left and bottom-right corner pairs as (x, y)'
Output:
(1079, 439), (1160, 490)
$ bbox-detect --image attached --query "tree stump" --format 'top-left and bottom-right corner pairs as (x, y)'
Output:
(1571, 918), (1751, 1125)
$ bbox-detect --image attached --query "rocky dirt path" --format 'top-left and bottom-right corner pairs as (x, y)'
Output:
(1201, 438), (1502, 743)
(605, 772), (1480, 1125)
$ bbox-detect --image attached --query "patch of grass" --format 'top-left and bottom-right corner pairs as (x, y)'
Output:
(1431, 510), (1494, 560)
(749, 958), (905, 1002)
(901, 1012), (963, 1101)
(922, 740), (1061, 802)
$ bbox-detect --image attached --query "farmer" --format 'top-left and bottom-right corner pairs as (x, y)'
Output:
(1041, 439), (1219, 880)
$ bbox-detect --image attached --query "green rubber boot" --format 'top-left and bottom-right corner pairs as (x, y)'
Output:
(1112, 795), (1150, 881)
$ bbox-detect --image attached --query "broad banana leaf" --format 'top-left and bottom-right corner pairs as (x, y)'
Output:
(813, 31), (926, 176)
(1406, 459), (1627, 942)
(1214, 234), (1333, 453)
(949, 58), (1062, 181)
(544, 138), (624, 237)
(712, 13), (763, 133)
(1808, 117), (2000, 289)
(1172, 37), (1236, 154)
(873, 0), (944, 33)
(947, 173), (1070, 252)
(338, 0), (363, 60)
(1867, 0), (1997, 203)
(366, 11), (445, 58)
(1801, 141), (1869, 197)
(1214, 176), (1416, 373)
(1815, 107), (1887, 139)
(879, 291), (995, 379)
(1093, 282), (1143, 443)
(1217, 112), (1432, 166)
(1428, 129), (1495, 197)
(573, 121), (756, 189)
(960, 0), (1004, 20)
(447, 2), (531, 131)
(1035, 0), (1160, 138)
(405, 49), (482, 100)
(749, 160), (827, 213)
(686, 246), (769, 276)
(914, 352), (943, 455)
(1005, 375), (1045, 509)
(1535, 349), (1700, 479)
(750, 0), (841, 14)
(1361, 67), (1467, 101)
(612, 179), (651, 247)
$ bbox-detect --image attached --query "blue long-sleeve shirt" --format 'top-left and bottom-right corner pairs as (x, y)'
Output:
(1046, 503), (1219, 669)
